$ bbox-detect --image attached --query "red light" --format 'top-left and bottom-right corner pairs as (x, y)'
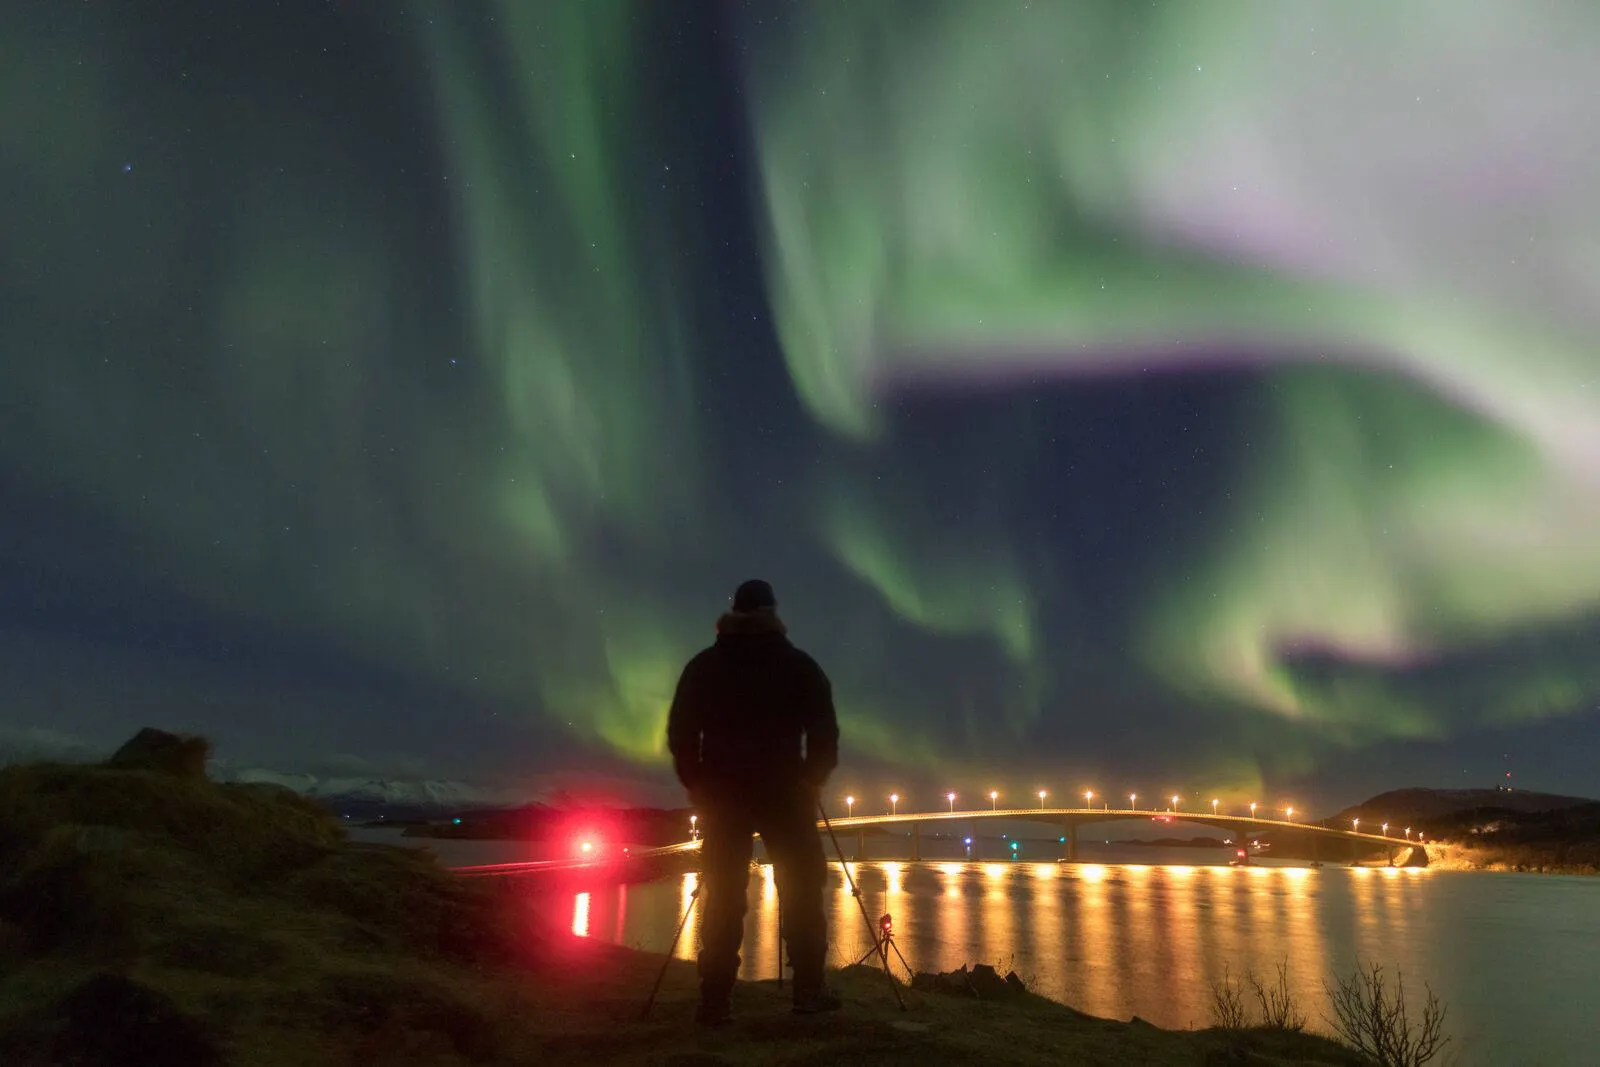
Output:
(1236, 849), (1247, 858)
(879, 914), (893, 934)
(574, 835), (601, 859)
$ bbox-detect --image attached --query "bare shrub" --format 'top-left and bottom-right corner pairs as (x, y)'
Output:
(1324, 962), (1450, 1067)
(1208, 965), (1251, 1030)
(1247, 960), (1306, 1032)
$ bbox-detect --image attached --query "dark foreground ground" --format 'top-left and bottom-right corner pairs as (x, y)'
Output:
(0, 753), (1368, 1065)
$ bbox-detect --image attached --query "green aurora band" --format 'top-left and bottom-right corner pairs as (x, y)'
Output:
(2, 0), (1598, 793)
(746, 1), (1600, 745)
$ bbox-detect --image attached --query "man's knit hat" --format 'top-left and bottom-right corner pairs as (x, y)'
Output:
(731, 579), (777, 613)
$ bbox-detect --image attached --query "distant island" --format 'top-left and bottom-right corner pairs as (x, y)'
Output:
(1114, 837), (1229, 849)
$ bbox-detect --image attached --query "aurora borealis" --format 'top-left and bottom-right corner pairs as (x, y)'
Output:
(3, 1), (1598, 805)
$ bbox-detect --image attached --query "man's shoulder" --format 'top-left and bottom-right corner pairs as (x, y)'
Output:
(682, 645), (720, 672)
(784, 643), (829, 677)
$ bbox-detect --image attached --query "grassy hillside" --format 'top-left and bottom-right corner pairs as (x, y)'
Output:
(1421, 802), (1600, 874)
(0, 739), (1372, 1065)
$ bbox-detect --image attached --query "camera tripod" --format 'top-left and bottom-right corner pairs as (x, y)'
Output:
(852, 912), (913, 982)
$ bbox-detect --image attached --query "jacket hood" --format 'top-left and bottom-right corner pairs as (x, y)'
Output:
(715, 609), (788, 636)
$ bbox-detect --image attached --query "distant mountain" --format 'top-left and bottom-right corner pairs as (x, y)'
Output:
(218, 767), (528, 820)
(1329, 787), (1596, 828)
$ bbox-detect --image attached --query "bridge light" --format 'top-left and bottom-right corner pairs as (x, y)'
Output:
(1250, 802), (1257, 818)
(1286, 807), (1294, 822)
(1353, 818), (1360, 831)
(990, 790), (999, 811)
(1382, 822), (1389, 836)
(1129, 793), (1137, 810)
(690, 814), (698, 840)
(1171, 795), (1179, 812)
(964, 837), (972, 845)
(889, 793), (899, 816)
(1084, 790), (1094, 808)
(1038, 790), (1047, 809)
(1009, 840), (1019, 851)
(845, 796), (854, 817)
(1212, 798), (1220, 815)
(1404, 827), (1411, 839)
(947, 792), (956, 813)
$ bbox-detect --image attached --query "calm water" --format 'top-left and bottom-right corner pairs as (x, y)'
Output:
(558, 855), (1597, 1067)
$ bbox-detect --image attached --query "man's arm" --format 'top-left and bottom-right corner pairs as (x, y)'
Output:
(665, 658), (704, 791)
(800, 657), (839, 788)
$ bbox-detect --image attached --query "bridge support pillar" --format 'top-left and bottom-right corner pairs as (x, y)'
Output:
(910, 822), (920, 862)
(1065, 822), (1079, 862)
(855, 828), (865, 861)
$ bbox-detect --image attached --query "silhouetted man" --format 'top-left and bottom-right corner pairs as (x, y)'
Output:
(667, 579), (841, 1024)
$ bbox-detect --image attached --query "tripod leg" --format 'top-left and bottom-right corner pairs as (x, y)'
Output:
(887, 935), (914, 981)
(818, 801), (907, 1011)
(640, 880), (700, 1020)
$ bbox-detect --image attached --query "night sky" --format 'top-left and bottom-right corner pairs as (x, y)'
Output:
(5, 1), (1599, 811)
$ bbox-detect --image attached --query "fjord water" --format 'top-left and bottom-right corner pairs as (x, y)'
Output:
(565, 856), (1597, 1067)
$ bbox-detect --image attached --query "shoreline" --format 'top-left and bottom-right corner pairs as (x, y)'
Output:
(1421, 841), (1600, 876)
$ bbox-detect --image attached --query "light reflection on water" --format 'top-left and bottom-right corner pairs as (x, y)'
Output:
(564, 859), (1598, 1066)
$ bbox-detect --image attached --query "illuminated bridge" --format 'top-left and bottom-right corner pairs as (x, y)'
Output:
(816, 807), (1429, 867)
(454, 805), (1426, 878)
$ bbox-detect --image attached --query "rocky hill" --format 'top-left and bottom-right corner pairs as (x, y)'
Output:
(1327, 787), (1594, 829)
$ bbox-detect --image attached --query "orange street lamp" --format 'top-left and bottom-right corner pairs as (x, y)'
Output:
(1084, 790), (1094, 808)
(889, 793), (899, 816)
(1286, 806), (1295, 822)
(1211, 798), (1220, 815)
(1170, 794), (1180, 812)
(690, 814), (698, 840)
(947, 792), (957, 813)
(1404, 827), (1411, 839)
(1353, 817), (1360, 832)
(1038, 790), (1048, 809)
(1250, 802), (1258, 819)
(990, 790), (999, 811)
(845, 795), (854, 818)
(1129, 793), (1137, 810)
(1382, 822), (1389, 836)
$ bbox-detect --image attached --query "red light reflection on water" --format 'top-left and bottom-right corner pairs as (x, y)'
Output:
(571, 891), (591, 937)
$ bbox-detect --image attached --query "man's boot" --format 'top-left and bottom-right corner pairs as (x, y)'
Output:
(791, 978), (842, 1015)
(695, 981), (734, 1026)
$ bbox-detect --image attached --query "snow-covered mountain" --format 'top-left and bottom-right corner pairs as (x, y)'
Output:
(218, 767), (528, 812)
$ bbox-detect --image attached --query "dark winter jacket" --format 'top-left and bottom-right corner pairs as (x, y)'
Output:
(666, 609), (839, 799)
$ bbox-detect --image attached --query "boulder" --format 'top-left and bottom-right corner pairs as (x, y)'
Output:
(910, 963), (1030, 1001)
(105, 729), (211, 780)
